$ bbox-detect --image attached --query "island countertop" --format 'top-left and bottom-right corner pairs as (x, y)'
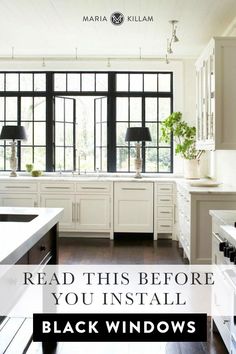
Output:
(0, 207), (63, 264)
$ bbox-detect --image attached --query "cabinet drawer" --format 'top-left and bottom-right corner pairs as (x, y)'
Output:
(115, 182), (153, 196)
(157, 183), (173, 195)
(157, 195), (173, 205)
(157, 219), (173, 233)
(28, 231), (53, 264)
(157, 206), (173, 219)
(76, 182), (111, 193)
(0, 182), (37, 192)
(40, 182), (75, 192)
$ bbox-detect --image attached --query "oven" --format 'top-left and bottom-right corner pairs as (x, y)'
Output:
(212, 230), (236, 353)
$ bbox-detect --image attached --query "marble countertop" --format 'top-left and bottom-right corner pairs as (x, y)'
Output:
(209, 210), (236, 225)
(0, 207), (63, 264)
(176, 180), (236, 194)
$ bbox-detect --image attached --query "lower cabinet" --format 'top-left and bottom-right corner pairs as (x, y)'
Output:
(76, 194), (111, 231)
(40, 194), (75, 231)
(0, 193), (38, 207)
(114, 182), (153, 233)
(40, 187), (112, 234)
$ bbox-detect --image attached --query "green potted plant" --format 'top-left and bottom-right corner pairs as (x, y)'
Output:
(160, 112), (203, 178)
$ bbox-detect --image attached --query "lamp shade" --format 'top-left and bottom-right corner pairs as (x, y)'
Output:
(125, 127), (151, 142)
(0, 126), (27, 141)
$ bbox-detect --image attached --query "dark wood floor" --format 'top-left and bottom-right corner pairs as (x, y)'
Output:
(31, 237), (227, 354)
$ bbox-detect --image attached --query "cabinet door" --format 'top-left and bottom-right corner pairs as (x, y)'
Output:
(114, 182), (153, 233)
(40, 194), (75, 231)
(0, 193), (38, 207)
(76, 195), (111, 231)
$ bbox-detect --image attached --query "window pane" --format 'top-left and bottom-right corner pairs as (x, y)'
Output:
(0, 74), (4, 91)
(22, 122), (32, 145)
(34, 147), (46, 170)
(55, 122), (64, 145)
(54, 73), (66, 91)
(159, 125), (171, 146)
(130, 74), (143, 91)
(21, 147), (33, 169)
(65, 124), (73, 146)
(55, 98), (64, 121)
(101, 147), (107, 171)
(116, 148), (128, 171)
(34, 74), (46, 91)
(34, 97), (46, 121)
(67, 73), (80, 91)
(159, 74), (171, 92)
(145, 98), (157, 121)
(0, 147), (4, 169)
(65, 147), (74, 170)
(34, 122), (46, 145)
(96, 74), (108, 91)
(159, 148), (171, 172)
(144, 74), (157, 91)
(130, 97), (142, 121)
(102, 123), (107, 146)
(116, 74), (128, 91)
(145, 148), (157, 172)
(81, 74), (95, 91)
(116, 122), (128, 146)
(65, 99), (74, 122)
(159, 98), (171, 121)
(20, 73), (33, 91)
(55, 147), (64, 170)
(6, 97), (17, 120)
(5, 74), (18, 91)
(145, 123), (157, 146)
(0, 98), (4, 120)
(21, 97), (33, 121)
(96, 123), (101, 146)
(116, 97), (128, 121)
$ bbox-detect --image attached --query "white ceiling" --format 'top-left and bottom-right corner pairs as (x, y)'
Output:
(0, 0), (235, 58)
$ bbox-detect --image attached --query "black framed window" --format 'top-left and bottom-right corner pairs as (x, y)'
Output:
(115, 73), (173, 173)
(0, 71), (173, 173)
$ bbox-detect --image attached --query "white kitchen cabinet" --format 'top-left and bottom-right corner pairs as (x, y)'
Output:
(40, 181), (113, 236)
(0, 181), (39, 207)
(114, 182), (153, 233)
(0, 193), (38, 207)
(76, 194), (111, 231)
(40, 194), (75, 231)
(196, 37), (236, 150)
(176, 181), (236, 264)
(154, 182), (176, 240)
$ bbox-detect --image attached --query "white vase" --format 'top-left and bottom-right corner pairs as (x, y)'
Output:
(184, 159), (200, 179)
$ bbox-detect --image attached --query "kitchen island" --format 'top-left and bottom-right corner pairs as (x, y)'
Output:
(0, 206), (63, 264)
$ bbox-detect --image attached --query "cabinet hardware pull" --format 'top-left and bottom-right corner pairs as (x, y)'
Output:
(160, 188), (171, 191)
(212, 232), (224, 243)
(34, 201), (37, 207)
(81, 187), (106, 190)
(160, 211), (171, 214)
(5, 186), (30, 189)
(160, 225), (170, 228)
(160, 199), (170, 202)
(45, 186), (70, 189)
(77, 203), (80, 222)
(223, 319), (230, 324)
(72, 203), (75, 222)
(40, 245), (46, 251)
(122, 188), (146, 190)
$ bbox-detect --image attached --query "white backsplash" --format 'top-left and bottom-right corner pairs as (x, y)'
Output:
(213, 150), (236, 187)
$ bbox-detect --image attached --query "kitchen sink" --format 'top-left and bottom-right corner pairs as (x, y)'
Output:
(0, 214), (38, 222)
